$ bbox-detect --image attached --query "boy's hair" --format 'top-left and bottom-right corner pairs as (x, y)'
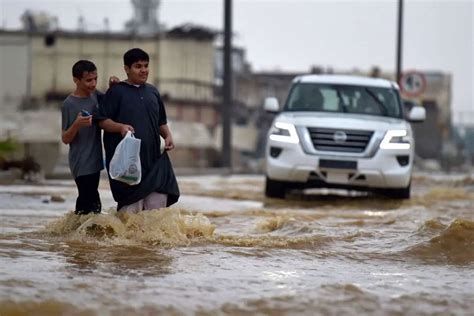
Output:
(72, 60), (97, 79)
(124, 48), (149, 67)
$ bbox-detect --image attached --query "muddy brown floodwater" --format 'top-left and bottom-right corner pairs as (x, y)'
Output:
(0, 173), (473, 315)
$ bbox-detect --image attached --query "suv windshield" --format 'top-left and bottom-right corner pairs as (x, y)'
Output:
(285, 83), (402, 118)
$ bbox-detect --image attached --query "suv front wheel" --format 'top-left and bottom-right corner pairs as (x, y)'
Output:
(382, 183), (411, 199)
(265, 177), (287, 199)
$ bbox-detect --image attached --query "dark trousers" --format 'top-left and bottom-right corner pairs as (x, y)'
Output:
(74, 171), (101, 214)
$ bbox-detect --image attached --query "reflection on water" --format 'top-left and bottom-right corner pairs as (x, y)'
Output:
(0, 173), (473, 315)
(53, 242), (173, 277)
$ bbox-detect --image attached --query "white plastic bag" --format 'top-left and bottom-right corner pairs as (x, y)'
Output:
(109, 131), (142, 185)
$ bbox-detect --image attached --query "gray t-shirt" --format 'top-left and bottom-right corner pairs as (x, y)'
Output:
(61, 91), (104, 179)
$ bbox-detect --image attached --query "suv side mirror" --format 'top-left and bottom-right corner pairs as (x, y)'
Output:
(408, 106), (426, 123)
(264, 97), (279, 112)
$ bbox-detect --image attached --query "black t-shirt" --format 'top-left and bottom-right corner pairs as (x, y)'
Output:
(95, 82), (179, 209)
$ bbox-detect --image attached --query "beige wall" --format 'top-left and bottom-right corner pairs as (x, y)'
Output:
(201, 107), (217, 126)
(28, 33), (214, 101)
(158, 38), (215, 101)
(166, 102), (219, 128)
(0, 33), (29, 111)
(31, 36), (157, 95)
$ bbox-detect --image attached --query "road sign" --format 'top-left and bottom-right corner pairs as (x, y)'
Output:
(400, 71), (426, 97)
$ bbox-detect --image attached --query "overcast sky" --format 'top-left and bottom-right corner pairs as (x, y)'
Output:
(1, 0), (472, 124)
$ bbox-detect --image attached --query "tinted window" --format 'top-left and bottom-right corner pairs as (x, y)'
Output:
(285, 83), (402, 118)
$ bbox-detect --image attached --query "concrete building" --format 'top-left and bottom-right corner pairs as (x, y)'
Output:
(0, 26), (216, 105)
(0, 25), (221, 175)
(0, 33), (29, 112)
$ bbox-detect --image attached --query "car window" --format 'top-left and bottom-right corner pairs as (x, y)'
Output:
(320, 88), (339, 111)
(285, 83), (401, 118)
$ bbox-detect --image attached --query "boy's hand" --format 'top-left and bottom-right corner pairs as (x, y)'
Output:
(120, 124), (135, 137)
(74, 113), (92, 128)
(109, 76), (120, 87)
(164, 135), (175, 151)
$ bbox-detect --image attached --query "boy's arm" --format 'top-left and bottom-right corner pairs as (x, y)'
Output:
(95, 85), (134, 137)
(99, 119), (134, 137)
(62, 113), (92, 145)
(159, 124), (175, 151)
(155, 90), (173, 150)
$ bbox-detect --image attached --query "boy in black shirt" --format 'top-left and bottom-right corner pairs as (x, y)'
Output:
(96, 48), (180, 212)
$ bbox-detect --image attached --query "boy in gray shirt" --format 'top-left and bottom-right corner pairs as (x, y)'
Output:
(61, 60), (105, 215)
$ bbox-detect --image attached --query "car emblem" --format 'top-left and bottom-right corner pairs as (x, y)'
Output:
(333, 131), (347, 143)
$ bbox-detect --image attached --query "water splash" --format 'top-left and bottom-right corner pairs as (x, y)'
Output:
(44, 208), (215, 247)
(416, 218), (447, 235)
(255, 215), (296, 233)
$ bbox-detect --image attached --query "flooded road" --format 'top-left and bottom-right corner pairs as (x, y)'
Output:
(0, 173), (473, 315)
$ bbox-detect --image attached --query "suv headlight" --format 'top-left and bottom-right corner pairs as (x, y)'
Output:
(269, 122), (299, 144)
(380, 130), (411, 150)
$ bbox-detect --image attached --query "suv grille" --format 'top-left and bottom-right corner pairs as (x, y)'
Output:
(308, 128), (374, 153)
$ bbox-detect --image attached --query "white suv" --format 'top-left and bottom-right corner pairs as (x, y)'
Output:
(264, 75), (426, 199)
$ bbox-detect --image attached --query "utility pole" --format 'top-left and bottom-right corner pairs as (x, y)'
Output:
(222, 0), (233, 169)
(25, 31), (32, 110)
(396, 0), (403, 84)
